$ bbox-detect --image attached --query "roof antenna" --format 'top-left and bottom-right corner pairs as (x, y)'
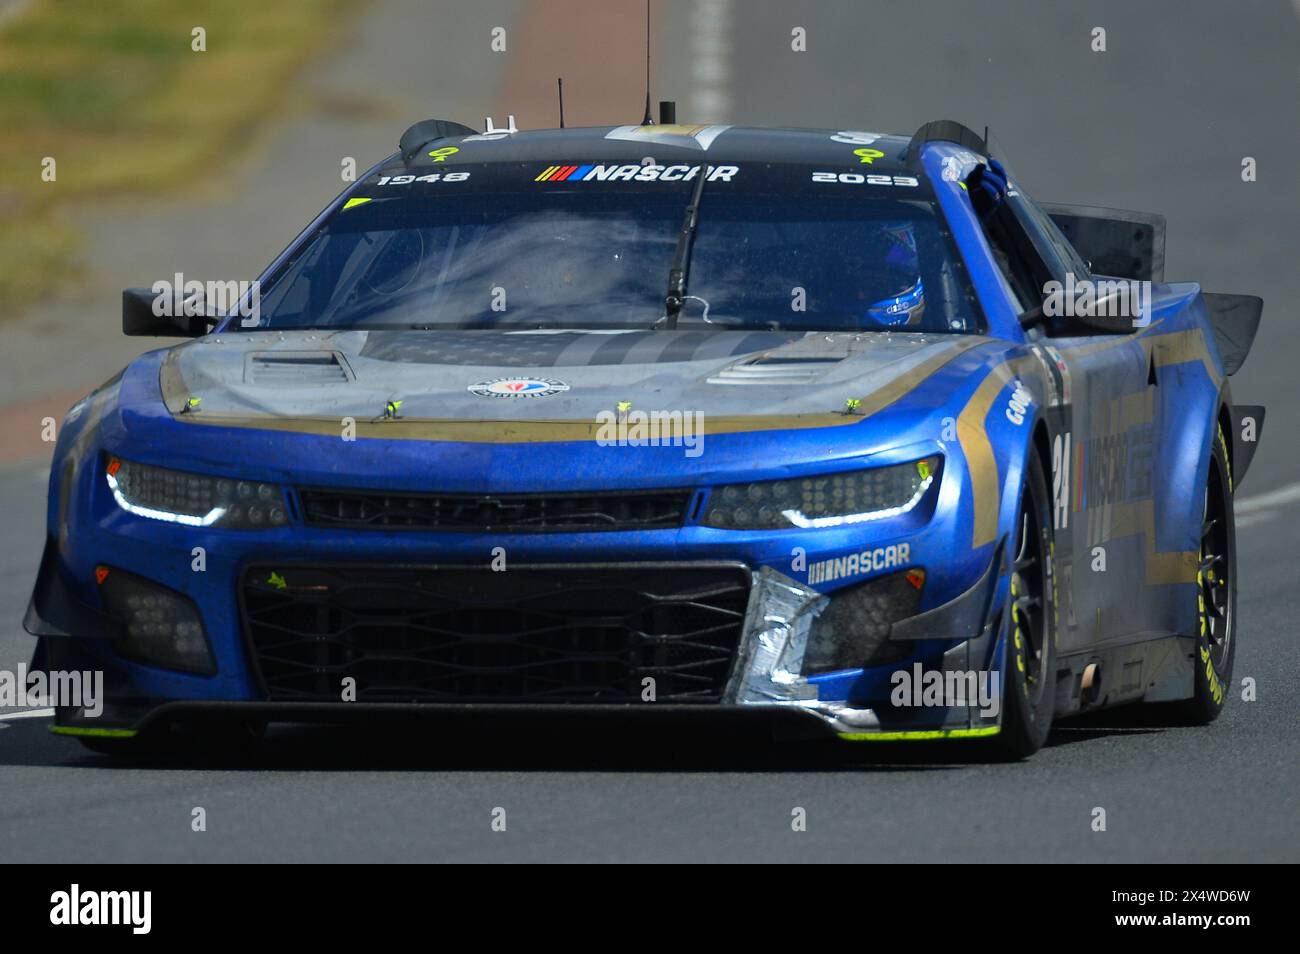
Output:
(640, 0), (654, 125)
(557, 77), (565, 128)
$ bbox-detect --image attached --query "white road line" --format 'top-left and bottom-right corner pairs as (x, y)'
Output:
(0, 707), (54, 721)
(1235, 481), (1300, 515)
(689, 0), (732, 121)
(1235, 510), (1277, 529)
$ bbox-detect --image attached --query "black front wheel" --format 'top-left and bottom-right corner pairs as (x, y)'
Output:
(993, 452), (1057, 759)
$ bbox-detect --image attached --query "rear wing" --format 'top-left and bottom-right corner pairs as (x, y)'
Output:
(1041, 204), (1166, 282)
(1203, 293), (1263, 376)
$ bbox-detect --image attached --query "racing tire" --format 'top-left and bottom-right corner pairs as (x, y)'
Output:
(992, 451), (1057, 759)
(1171, 422), (1236, 724)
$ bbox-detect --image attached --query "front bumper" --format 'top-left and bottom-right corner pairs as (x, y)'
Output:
(30, 538), (1005, 742)
(31, 418), (1006, 742)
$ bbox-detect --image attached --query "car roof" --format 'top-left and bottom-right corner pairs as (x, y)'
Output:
(386, 124), (918, 174)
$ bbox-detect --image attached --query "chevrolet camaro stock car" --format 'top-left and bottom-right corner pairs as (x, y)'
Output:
(25, 114), (1266, 758)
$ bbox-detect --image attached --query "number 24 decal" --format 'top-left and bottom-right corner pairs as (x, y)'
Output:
(1051, 431), (1072, 530)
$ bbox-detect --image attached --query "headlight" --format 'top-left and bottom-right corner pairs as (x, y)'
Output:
(703, 457), (939, 530)
(106, 456), (288, 529)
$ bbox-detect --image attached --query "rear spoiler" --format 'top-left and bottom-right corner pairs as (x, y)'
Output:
(1203, 293), (1263, 376)
(1041, 204), (1166, 282)
(1216, 297), (1266, 485)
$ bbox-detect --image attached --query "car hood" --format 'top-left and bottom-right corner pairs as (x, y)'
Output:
(155, 328), (988, 423)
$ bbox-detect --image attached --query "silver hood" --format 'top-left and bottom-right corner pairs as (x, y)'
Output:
(158, 328), (987, 423)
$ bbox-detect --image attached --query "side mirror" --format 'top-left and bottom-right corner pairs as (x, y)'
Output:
(1018, 303), (1046, 331)
(1069, 285), (1149, 334)
(1022, 282), (1150, 336)
(122, 287), (212, 337)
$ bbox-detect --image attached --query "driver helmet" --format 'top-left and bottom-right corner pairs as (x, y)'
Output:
(866, 221), (925, 327)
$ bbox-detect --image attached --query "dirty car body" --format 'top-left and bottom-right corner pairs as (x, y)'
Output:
(27, 120), (1265, 754)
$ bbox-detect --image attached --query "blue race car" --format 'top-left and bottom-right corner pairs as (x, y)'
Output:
(26, 117), (1266, 758)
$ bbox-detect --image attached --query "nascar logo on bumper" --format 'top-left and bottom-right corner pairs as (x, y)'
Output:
(808, 543), (911, 585)
(534, 163), (739, 183)
(468, 378), (570, 398)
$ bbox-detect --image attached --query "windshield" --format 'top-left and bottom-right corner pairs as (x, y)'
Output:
(249, 165), (983, 334)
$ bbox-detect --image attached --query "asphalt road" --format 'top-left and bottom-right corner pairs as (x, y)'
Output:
(1, 0), (1297, 862)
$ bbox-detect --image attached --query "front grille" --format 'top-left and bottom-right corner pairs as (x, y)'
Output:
(241, 563), (750, 703)
(298, 487), (693, 532)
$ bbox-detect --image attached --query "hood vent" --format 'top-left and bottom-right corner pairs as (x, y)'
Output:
(707, 354), (843, 386)
(246, 351), (353, 386)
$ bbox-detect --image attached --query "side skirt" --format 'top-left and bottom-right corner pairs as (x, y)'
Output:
(1052, 631), (1195, 717)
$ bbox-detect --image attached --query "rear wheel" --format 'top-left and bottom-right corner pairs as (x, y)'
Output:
(1172, 423), (1236, 723)
(993, 452), (1057, 759)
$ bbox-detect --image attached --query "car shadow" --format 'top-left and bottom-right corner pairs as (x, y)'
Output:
(3, 701), (1192, 772)
(0, 713), (1024, 774)
(1044, 702), (1193, 747)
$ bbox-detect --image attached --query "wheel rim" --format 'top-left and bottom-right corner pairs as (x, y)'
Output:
(1010, 502), (1048, 706)
(1199, 463), (1232, 669)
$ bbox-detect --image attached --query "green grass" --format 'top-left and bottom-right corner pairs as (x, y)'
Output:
(0, 0), (359, 314)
